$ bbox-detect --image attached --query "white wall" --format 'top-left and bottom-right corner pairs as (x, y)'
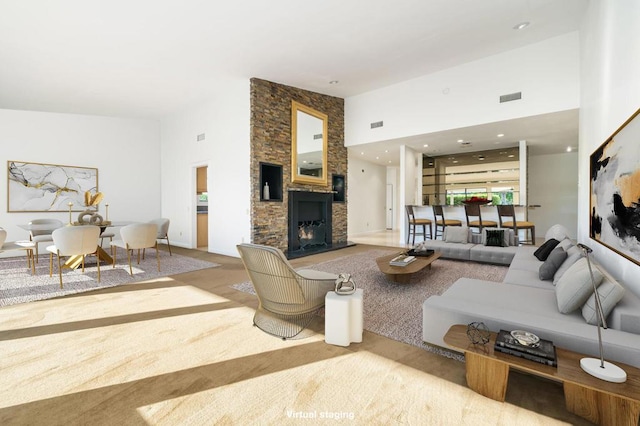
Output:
(347, 152), (387, 236)
(345, 32), (580, 146)
(579, 0), (640, 295)
(159, 78), (251, 257)
(528, 152), (579, 239)
(0, 109), (160, 242)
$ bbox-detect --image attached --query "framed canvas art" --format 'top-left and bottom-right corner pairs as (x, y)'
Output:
(7, 161), (99, 212)
(590, 107), (640, 266)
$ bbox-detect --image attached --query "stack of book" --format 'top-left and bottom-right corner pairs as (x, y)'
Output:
(389, 254), (416, 267)
(494, 330), (557, 367)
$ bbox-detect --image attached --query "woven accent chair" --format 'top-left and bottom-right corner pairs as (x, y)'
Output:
(497, 204), (536, 245)
(464, 203), (497, 234)
(111, 223), (160, 275)
(46, 225), (101, 288)
(405, 205), (432, 244)
(28, 218), (64, 262)
(432, 205), (462, 240)
(237, 243), (338, 340)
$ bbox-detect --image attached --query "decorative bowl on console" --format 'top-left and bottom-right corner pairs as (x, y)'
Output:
(462, 196), (491, 205)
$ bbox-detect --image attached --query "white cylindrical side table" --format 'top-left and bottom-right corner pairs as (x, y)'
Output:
(324, 288), (363, 346)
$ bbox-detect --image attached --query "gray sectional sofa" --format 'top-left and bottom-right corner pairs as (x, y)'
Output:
(418, 226), (640, 369)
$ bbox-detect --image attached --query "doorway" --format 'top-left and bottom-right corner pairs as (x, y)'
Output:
(196, 166), (208, 250)
(386, 184), (394, 230)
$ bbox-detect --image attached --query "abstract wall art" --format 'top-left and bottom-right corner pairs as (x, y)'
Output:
(590, 107), (640, 266)
(7, 161), (98, 212)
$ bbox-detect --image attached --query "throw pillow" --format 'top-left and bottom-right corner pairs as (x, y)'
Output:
(555, 257), (604, 314)
(581, 275), (625, 325)
(444, 226), (469, 244)
(485, 229), (505, 247)
(544, 224), (570, 242)
(539, 247), (568, 280)
(482, 228), (510, 247)
(552, 251), (583, 285)
(558, 238), (574, 251)
(534, 238), (560, 261)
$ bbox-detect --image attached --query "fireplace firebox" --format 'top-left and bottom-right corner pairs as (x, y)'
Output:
(288, 191), (332, 253)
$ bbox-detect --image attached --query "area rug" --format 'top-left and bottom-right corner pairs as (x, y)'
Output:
(231, 249), (508, 360)
(0, 251), (219, 306)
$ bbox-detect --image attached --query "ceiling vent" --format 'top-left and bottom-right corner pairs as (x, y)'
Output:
(313, 133), (323, 140)
(196, 133), (206, 141)
(458, 141), (472, 147)
(500, 92), (522, 103)
(370, 121), (383, 129)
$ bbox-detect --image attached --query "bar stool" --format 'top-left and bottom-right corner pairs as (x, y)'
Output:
(464, 203), (497, 234)
(497, 204), (536, 245)
(405, 205), (432, 244)
(433, 205), (462, 240)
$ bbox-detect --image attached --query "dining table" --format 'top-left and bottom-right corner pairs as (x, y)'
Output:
(17, 221), (133, 270)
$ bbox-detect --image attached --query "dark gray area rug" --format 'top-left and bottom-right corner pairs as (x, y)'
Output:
(232, 249), (508, 360)
(1, 251), (219, 306)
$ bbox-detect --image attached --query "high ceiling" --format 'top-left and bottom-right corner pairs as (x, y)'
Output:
(0, 0), (587, 156)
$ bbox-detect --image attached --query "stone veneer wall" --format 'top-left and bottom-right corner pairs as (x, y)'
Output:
(250, 78), (347, 252)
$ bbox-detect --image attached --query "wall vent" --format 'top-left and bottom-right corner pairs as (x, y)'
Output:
(370, 121), (383, 129)
(196, 133), (206, 141)
(499, 92), (522, 103)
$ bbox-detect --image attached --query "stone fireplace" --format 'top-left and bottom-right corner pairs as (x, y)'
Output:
(250, 78), (348, 258)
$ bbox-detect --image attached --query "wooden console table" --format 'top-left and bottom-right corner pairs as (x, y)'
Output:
(444, 324), (640, 426)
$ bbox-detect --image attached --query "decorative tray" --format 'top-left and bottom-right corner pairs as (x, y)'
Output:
(406, 249), (435, 257)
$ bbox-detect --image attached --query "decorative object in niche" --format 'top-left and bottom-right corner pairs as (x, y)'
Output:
(7, 161), (98, 212)
(291, 101), (328, 186)
(590, 107), (640, 266)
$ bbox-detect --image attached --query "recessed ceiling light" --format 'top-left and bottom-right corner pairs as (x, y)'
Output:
(457, 139), (464, 143)
(384, 150), (388, 153)
(423, 144), (429, 147)
(452, 160), (459, 164)
(508, 154), (515, 158)
(360, 152), (364, 155)
(513, 21), (530, 30)
(329, 80), (339, 85)
(497, 133), (504, 138)
(479, 157), (485, 160)
(388, 160), (391, 163)
(566, 146), (572, 152)
(376, 156), (379, 160)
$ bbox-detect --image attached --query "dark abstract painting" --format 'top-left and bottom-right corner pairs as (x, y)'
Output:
(590, 108), (640, 266)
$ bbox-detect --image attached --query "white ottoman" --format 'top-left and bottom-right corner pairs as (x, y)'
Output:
(324, 289), (363, 346)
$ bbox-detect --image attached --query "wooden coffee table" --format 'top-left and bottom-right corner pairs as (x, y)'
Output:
(376, 251), (441, 284)
(444, 324), (640, 426)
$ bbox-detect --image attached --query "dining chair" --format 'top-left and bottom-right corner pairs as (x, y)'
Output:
(237, 243), (337, 339)
(149, 218), (171, 255)
(405, 205), (432, 244)
(464, 203), (497, 234)
(497, 204), (536, 245)
(0, 227), (36, 274)
(111, 223), (160, 275)
(46, 225), (101, 288)
(432, 205), (462, 240)
(28, 218), (64, 262)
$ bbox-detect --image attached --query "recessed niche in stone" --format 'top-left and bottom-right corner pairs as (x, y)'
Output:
(332, 174), (345, 202)
(260, 162), (282, 201)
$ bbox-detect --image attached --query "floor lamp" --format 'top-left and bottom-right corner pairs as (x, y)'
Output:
(577, 243), (627, 383)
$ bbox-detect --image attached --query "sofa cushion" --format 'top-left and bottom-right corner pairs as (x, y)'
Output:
(444, 226), (469, 243)
(558, 238), (575, 251)
(534, 238), (560, 261)
(555, 257), (604, 313)
(469, 245), (518, 265)
(553, 251), (583, 285)
(539, 247), (567, 280)
(581, 275), (625, 325)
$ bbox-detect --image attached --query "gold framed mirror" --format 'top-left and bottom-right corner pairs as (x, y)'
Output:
(291, 101), (328, 185)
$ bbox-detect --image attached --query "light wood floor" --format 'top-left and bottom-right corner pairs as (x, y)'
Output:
(0, 242), (589, 425)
